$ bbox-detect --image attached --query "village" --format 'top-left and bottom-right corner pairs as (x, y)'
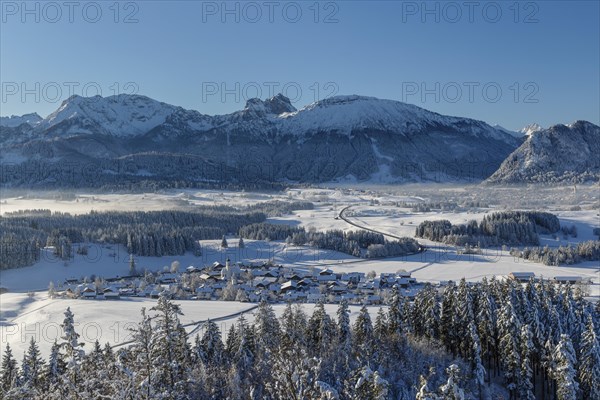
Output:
(50, 257), (425, 304)
(49, 255), (592, 305)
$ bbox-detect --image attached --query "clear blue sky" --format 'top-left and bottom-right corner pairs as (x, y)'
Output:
(1, 0), (598, 130)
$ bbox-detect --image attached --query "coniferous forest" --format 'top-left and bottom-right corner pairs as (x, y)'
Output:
(414, 211), (600, 266)
(0, 201), (315, 269)
(2, 277), (599, 399)
(0, 201), (423, 270)
(415, 211), (561, 248)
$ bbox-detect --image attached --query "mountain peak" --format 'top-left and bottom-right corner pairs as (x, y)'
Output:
(39, 93), (179, 137)
(244, 93), (296, 116)
(519, 123), (543, 136)
(487, 120), (600, 183)
(264, 93), (296, 114)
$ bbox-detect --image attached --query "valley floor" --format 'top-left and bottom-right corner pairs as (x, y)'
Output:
(1, 185), (599, 359)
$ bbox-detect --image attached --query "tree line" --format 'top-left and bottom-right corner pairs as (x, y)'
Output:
(510, 241), (600, 266)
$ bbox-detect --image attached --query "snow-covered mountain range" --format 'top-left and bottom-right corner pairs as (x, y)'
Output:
(1, 93), (596, 187)
(0, 113), (42, 128)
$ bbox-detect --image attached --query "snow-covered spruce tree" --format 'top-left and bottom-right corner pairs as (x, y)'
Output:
(440, 282), (458, 354)
(195, 319), (226, 398)
(305, 301), (337, 385)
(281, 302), (308, 349)
(20, 337), (45, 393)
(423, 284), (440, 340)
(227, 314), (255, 387)
(220, 235), (228, 249)
(523, 279), (544, 357)
(330, 300), (353, 389)
(475, 278), (497, 381)
(553, 334), (579, 400)
(578, 316), (600, 400)
(238, 237), (245, 249)
(149, 295), (191, 398)
(254, 300), (281, 352)
(130, 307), (153, 399)
(1, 343), (18, 394)
(353, 305), (374, 363)
(346, 366), (389, 400)
(337, 300), (352, 355)
(387, 285), (405, 337)
(253, 300), (281, 396)
(546, 297), (564, 345)
(59, 306), (85, 396)
(519, 324), (536, 400)
(306, 301), (336, 359)
(498, 300), (521, 398)
(411, 283), (440, 339)
(559, 285), (580, 349)
(225, 324), (238, 358)
(455, 279), (475, 359)
(80, 340), (112, 398)
(100, 342), (125, 396)
(468, 322), (485, 399)
(439, 364), (465, 400)
(266, 348), (338, 400)
(199, 319), (225, 367)
(374, 307), (388, 343)
(45, 340), (66, 394)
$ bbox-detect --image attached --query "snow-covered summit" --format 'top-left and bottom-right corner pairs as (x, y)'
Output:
(279, 95), (441, 132)
(239, 94), (298, 119)
(278, 94), (504, 139)
(37, 94), (179, 137)
(519, 123), (544, 136)
(0, 113), (42, 127)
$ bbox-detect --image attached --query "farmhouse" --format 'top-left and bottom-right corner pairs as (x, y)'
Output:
(103, 287), (120, 300)
(81, 286), (96, 299)
(553, 276), (583, 284)
(508, 272), (536, 282)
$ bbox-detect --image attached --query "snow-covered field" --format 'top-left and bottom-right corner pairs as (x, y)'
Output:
(0, 190), (287, 215)
(0, 292), (380, 358)
(1, 185), (599, 360)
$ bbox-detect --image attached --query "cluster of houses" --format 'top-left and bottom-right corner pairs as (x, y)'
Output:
(53, 259), (424, 305)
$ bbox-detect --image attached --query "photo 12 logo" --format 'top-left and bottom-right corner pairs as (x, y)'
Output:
(1, 81), (139, 104)
(1, 1), (140, 23)
(400, 1), (540, 23)
(201, 81), (339, 104)
(200, 1), (340, 23)
(1, 320), (137, 346)
(401, 81), (540, 104)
